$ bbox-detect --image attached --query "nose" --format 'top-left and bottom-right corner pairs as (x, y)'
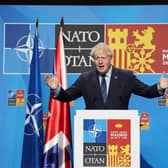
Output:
(98, 58), (103, 63)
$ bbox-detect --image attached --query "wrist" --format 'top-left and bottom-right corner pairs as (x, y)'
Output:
(158, 82), (162, 89)
(54, 83), (60, 90)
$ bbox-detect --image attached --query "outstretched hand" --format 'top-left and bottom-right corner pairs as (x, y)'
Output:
(159, 72), (168, 89)
(44, 74), (59, 90)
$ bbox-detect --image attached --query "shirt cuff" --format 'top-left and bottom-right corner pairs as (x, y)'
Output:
(51, 84), (61, 98)
(157, 83), (165, 95)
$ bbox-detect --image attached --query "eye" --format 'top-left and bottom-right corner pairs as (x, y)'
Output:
(94, 57), (99, 60)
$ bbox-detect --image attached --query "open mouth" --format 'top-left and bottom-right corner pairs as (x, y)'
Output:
(99, 65), (104, 69)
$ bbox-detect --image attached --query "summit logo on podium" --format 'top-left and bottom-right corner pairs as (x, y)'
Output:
(83, 119), (131, 167)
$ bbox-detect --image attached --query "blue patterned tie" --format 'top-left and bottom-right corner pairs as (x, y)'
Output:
(101, 74), (107, 103)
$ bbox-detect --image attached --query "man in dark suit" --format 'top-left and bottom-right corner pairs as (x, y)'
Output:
(44, 42), (168, 109)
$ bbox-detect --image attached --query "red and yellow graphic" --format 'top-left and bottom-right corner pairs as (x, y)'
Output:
(106, 24), (168, 73)
(107, 119), (131, 167)
(140, 113), (149, 130)
(16, 90), (24, 106)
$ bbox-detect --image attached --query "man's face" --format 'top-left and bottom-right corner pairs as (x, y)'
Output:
(94, 50), (112, 74)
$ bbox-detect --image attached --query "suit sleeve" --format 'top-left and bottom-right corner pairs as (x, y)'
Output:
(53, 74), (83, 102)
(130, 72), (163, 98)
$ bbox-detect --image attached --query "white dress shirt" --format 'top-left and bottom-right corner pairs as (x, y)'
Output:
(98, 66), (112, 95)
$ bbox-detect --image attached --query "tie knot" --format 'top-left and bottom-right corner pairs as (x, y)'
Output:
(100, 73), (106, 78)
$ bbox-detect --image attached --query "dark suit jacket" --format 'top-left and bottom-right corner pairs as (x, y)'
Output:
(55, 67), (162, 109)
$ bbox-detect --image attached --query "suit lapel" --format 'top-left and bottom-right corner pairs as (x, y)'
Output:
(107, 67), (121, 103)
(90, 70), (104, 103)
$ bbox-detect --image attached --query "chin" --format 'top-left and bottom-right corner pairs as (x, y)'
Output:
(98, 70), (106, 74)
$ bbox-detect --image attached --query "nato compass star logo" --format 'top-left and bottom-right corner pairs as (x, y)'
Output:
(15, 33), (44, 65)
(88, 124), (102, 139)
(25, 93), (43, 137)
(4, 23), (56, 74)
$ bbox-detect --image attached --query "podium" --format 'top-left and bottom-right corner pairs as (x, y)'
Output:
(74, 110), (140, 168)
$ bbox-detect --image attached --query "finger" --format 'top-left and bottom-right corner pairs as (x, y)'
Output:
(161, 71), (165, 78)
(44, 75), (48, 81)
(44, 75), (50, 82)
(53, 75), (56, 81)
(53, 75), (58, 82)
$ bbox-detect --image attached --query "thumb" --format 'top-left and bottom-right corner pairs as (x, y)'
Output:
(161, 71), (165, 78)
(44, 74), (50, 81)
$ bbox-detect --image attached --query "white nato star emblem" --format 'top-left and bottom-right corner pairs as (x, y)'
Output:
(15, 33), (44, 64)
(88, 124), (102, 139)
(25, 93), (42, 137)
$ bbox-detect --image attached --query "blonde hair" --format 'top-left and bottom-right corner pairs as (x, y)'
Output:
(90, 42), (113, 58)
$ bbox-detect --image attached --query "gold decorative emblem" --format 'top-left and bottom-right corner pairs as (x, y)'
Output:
(107, 26), (156, 73)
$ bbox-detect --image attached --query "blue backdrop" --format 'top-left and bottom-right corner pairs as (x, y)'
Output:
(0, 5), (168, 168)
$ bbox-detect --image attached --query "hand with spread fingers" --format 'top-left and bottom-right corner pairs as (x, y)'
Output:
(159, 72), (168, 89)
(44, 74), (59, 90)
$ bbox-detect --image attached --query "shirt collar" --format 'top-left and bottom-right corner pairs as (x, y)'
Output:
(96, 65), (112, 77)
(105, 65), (112, 78)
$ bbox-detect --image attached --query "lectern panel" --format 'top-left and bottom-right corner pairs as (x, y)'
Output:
(74, 110), (140, 168)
